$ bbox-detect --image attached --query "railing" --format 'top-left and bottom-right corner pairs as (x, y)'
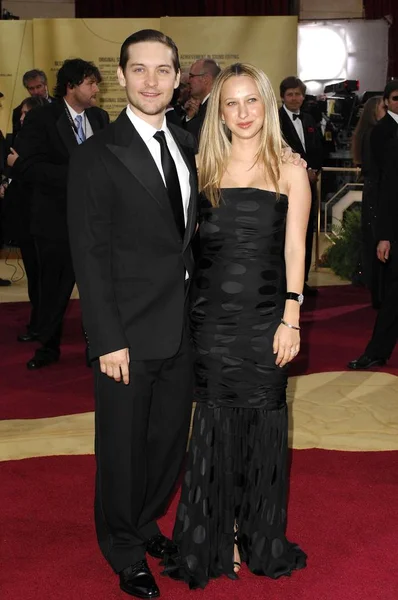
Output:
(314, 166), (362, 270)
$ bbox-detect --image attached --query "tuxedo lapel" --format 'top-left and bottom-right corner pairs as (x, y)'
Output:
(280, 107), (306, 157)
(86, 109), (101, 133)
(56, 110), (78, 155)
(106, 111), (177, 233)
(168, 125), (198, 250)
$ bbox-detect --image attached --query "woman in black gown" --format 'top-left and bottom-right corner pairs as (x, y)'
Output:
(164, 63), (310, 589)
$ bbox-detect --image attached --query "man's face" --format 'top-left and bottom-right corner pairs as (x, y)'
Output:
(282, 86), (305, 112)
(188, 60), (209, 100)
(72, 76), (100, 109)
(385, 91), (398, 115)
(20, 103), (30, 125)
(26, 76), (48, 98)
(117, 41), (179, 124)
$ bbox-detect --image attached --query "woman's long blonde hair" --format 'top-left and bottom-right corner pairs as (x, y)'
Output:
(198, 62), (286, 207)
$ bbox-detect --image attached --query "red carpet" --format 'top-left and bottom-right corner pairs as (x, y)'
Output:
(1, 286), (397, 420)
(2, 449), (397, 600)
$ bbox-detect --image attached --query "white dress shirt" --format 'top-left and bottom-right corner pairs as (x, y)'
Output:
(64, 100), (94, 143)
(283, 104), (306, 151)
(126, 105), (191, 226)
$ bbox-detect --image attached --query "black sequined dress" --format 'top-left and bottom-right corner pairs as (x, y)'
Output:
(164, 189), (307, 588)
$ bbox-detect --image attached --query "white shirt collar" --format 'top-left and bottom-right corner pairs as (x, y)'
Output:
(283, 104), (300, 119)
(64, 99), (85, 121)
(387, 110), (398, 124)
(201, 93), (211, 105)
(126, 104), (169, 143)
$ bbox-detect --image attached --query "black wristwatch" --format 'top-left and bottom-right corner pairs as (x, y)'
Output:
(286, 292), (304, 305)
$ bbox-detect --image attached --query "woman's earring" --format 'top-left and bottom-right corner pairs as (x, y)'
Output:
(221, 118), (225, 124)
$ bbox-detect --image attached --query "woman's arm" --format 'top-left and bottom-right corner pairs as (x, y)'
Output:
(273, 163), (311, 367)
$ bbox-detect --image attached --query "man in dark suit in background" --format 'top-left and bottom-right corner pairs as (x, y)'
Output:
(279, 76), (324, 296)
(349, 80), (398, 370)
(68, 30), (198, 599)
(185, 58), (220, 143)
(12, 69), (55, 139)
(8, 59), (109, 368)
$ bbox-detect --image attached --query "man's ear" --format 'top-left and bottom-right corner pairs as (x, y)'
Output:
(174, 69), (181, 90)
(117, 66), (126, 88)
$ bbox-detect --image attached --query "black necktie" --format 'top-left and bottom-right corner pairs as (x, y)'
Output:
(153, 130), (185, 239)
(293, 113), (302, 121)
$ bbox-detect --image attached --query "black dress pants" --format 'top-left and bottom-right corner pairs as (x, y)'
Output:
(19, 239), (41, 333)
(34, 236), (75, 357)
(366, 245), (398, 359)
(93, 331), (194, 573)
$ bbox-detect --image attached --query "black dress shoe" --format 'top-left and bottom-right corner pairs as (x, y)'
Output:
(146, 533), (177, 559)
(17, 332), (38, 342)
(119, 560), (160, 598)
(0, 277), (11, 287)
(27, 354), (59, 370)
(303, 283), (318, 296)
(347, 354), (386, 370)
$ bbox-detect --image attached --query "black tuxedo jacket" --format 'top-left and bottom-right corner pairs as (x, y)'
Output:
(371, 113), (398, 242)
(11, 100), (109, 240)
(279, 106), (323, 171)
(67, 110), (198, 361)
(12, 96), (56, 138)
(185, 98), (208, 143)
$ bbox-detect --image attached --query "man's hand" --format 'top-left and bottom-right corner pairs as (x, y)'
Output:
(184, 97), (201, 119)
(99, 347), (130, 385)
(307, 168), (319, 184)
(377, 240), (391, 263)
(281, 146), (307, 169)
(7, 147), (19, 167)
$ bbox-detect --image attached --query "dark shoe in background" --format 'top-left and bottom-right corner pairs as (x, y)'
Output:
(0, 278), (11, 287)
(119, 560), (160, 598)
(27, 348), (60, 370)
(18, 332), (38, 342)
(347, 354), (386, 370)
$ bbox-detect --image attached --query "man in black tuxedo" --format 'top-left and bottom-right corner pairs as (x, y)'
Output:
(12, 69), (55, 139)
(9, 59), (109, 368)
(68, 30), (198, 599)
(185, 58), (220, 143)
(279, 76), (323, 296)
(349, 80), (398, 369)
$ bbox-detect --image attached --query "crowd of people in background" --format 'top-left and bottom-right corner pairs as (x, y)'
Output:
(0, 53), (397, 373)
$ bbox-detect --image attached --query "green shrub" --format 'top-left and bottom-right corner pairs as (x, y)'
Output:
(322, 207), (361, 281)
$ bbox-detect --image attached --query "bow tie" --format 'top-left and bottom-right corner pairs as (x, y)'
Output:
(292, 113), (302, 121)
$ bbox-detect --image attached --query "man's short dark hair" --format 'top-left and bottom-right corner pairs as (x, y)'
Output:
(22, 69), (47, 87)
(202, 59), (221, 81)
(54, 58), (102, 98)
(383, 79), (398, 100)
(21, 96), (49, 110)
(119, 29), (180, 74)
(280, 76), (306, 98)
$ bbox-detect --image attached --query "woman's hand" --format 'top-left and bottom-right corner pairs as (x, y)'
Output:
(273, 323), (300, 367)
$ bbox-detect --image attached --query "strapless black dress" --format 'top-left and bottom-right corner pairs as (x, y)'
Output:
(164, 189), (307, 588)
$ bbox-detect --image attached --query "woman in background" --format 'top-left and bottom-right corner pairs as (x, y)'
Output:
(164, 63), (310, 589)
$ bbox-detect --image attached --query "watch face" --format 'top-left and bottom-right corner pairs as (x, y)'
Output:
(298, 293), (304, 305)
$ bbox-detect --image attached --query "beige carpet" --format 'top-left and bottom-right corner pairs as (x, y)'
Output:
(2, 371), (397, 462)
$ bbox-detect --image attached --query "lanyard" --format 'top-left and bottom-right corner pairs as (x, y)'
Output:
(64, 101), (87, 143)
